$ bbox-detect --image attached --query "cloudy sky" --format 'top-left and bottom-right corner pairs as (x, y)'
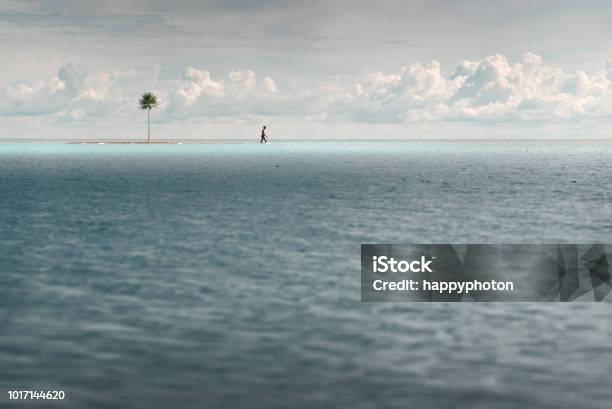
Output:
(2, 0), (612, 139)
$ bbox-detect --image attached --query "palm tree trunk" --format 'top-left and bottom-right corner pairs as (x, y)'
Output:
(147, 109), (150, 144)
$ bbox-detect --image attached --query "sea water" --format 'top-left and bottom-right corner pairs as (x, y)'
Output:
(1, 141), (611, 409)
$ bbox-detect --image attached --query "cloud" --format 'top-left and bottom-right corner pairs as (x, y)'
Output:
(0, 63), (145, 120)
(167, 68), (284, 119)
(339, 52), (612, 123)
(162, 52), (612, 125)
(2, 52), (612, 130)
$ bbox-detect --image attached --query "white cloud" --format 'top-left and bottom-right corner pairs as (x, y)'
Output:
(176, 68), (225, 105)
(167, 68), (286, 119)
(3, 52), (612, 137)
(0, 63), (126, 119)
(262, 77), (279, 94)
(344, 52), (612, 123)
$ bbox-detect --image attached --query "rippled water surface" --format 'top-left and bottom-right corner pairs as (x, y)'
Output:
(1, 141), (611, 409)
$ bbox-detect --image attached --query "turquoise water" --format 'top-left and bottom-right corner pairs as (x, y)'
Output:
(1, 141), (611, 408)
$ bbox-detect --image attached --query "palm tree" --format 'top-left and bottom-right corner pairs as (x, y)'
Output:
(139, 92), (159, 144)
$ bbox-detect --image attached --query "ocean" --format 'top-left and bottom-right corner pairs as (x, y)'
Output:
(1, 140), (611, 408)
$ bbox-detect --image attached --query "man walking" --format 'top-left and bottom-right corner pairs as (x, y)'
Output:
(260, 126), (268, 144)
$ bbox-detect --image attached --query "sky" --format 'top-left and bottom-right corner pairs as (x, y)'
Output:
(2, 0), (612, 139)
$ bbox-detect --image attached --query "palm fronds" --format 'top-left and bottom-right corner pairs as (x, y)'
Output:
(139, 92), (159, 110)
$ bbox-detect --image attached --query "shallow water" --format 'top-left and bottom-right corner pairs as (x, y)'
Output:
(1, 141), (611, 409)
